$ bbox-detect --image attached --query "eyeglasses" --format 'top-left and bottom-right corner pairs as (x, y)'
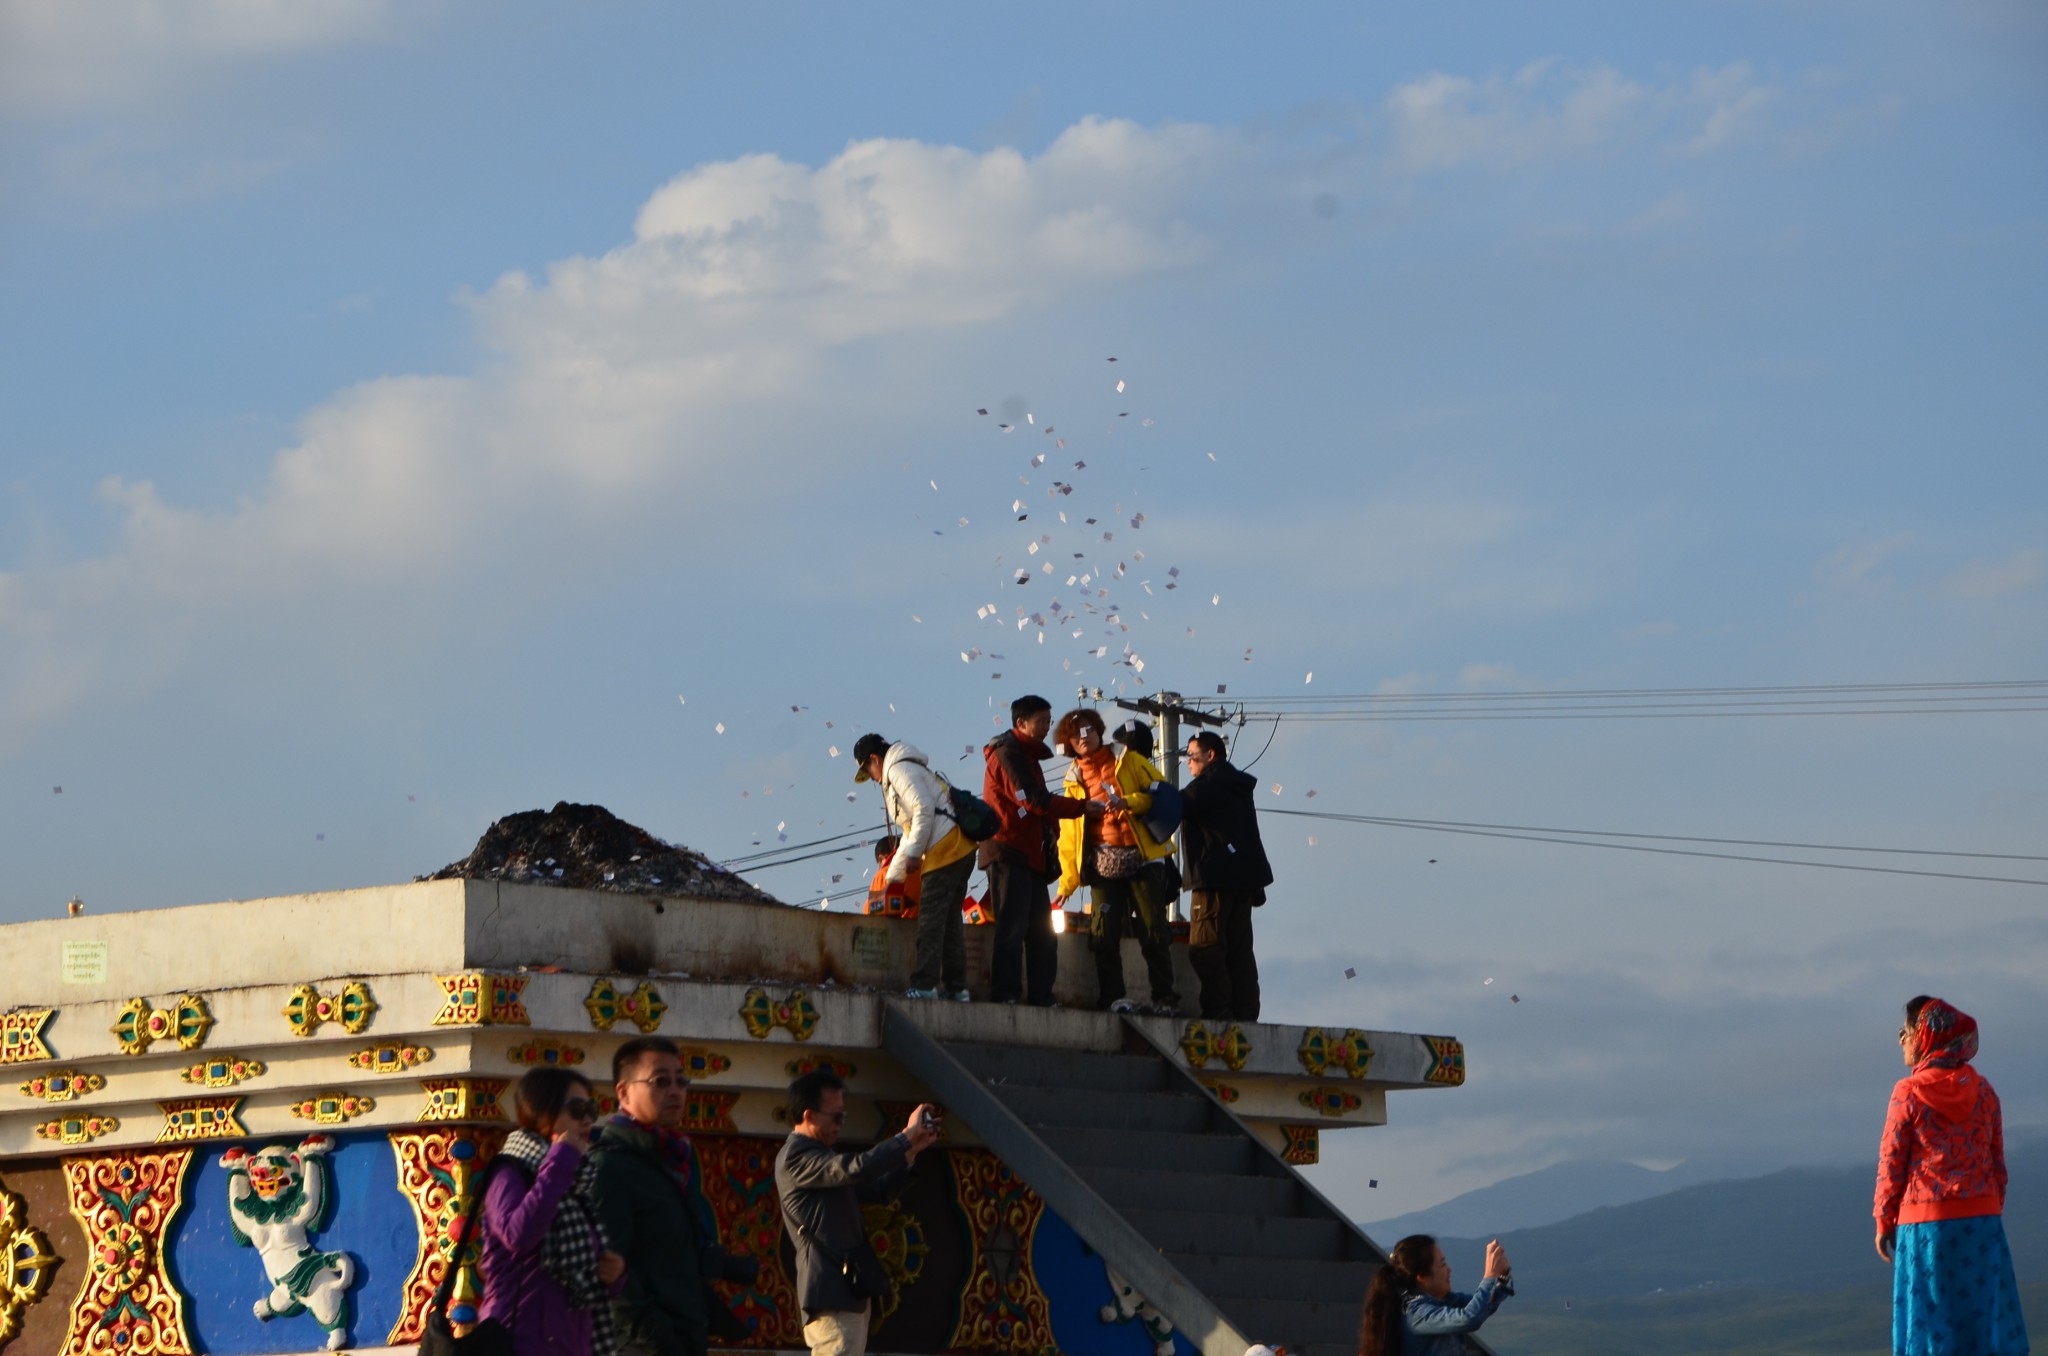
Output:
(1897, 1027), (1912, 1043)
(813, 1110), (847, 1124)
(625, 1074), (691, 1091)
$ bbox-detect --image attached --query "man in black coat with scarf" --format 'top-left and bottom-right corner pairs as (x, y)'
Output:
(1180, 730), (1273, 1021)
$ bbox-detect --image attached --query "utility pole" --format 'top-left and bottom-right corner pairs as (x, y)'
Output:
(1108, 691), (1238, 923)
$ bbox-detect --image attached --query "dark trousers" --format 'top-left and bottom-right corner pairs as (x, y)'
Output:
(1090, 866), (1178, 1007)
(1189, 888), (1260, 1021)
(910, 853), (973, 991)
(987, 854), (1057, 1004)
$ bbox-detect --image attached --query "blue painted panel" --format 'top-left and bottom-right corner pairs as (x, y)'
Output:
(1037, 1208), (1198, 1356)
(167, 1130), (417, 1355)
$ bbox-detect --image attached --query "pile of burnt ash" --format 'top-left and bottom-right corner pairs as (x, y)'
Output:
(420, 800), (779, 903)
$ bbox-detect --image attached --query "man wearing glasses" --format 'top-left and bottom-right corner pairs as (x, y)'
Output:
(776, 1070), (940, 1356)
(592, 1037), (759, 1356)
(1181, 730), (1273, 1022)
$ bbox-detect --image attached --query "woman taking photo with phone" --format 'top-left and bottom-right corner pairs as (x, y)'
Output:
(480, 1066), (628, 1356)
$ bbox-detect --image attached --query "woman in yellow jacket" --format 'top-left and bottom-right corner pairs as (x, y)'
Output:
(1054, 710), (1181, 1014)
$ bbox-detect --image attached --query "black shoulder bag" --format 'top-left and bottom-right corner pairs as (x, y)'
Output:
(418, 1156), (525, 1356)
(779, 1194), (893, 1308)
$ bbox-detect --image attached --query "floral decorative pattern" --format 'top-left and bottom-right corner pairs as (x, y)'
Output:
(1279, 1125), (1319, 1165)
(348, 1042), (434, 1074)
(36, 1114), (120, 1145)
(59, 1148), (197, 1355)
(177, 1056), (265, 1089)
(289, 1092), (377, 1124)
(1296, 1087), (1363, 1118)
(504, 1039), (583, 1068)
(0, 1011), (55, 1066)
(738, 989), (819, 1041)
(947, 1149), (1055, 1353)
(0, 1181), (58, 1345)
(386, 1128), (505, 1343)
(431, 973), (530, 1027)
(110, 995), (213, 1056)
(584, 979), (667, 1033)
(1180, 1021), (1251, 1071)
(155, 1097), (246, 1143)
(1297, 1027), (1373, 1079)
(1423, 1036), (1466, 1086)
(19, 1068), (103, 1102)
(418, 1079), (507, 1123)
(685, 1090), (740, 1135)
(283, 982), (377, 1038)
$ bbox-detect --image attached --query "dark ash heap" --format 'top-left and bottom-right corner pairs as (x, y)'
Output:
(422, 801), (778, 904)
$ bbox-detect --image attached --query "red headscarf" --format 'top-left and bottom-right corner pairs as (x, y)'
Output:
(1911, 997), (1979, 1070)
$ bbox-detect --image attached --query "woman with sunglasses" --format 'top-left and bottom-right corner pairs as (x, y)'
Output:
(1875, 996), (2029, 1355)
(480, 1067), (628, 1356)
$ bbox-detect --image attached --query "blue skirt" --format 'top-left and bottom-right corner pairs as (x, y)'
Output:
(1894, 1215), (2030, 1355)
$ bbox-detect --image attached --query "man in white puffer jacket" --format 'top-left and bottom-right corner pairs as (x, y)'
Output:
(853, 733), (976, 1001)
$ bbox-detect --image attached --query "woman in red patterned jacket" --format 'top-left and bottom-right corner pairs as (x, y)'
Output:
(1874, 995), (2029, 1355)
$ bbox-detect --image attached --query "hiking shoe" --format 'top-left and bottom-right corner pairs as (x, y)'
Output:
(953, 989), (973, 1003)
(904, 987), (942, 999)
(1108, 999), (1140, 1015)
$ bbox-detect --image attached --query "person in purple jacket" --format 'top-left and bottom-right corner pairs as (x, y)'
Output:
(480, 1068), (628, 1356)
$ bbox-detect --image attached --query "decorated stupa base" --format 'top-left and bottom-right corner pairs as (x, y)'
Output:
(0, 880), (1466, 1355)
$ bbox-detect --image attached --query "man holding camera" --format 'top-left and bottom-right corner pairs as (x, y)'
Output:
(776, 1071), (940, 1356)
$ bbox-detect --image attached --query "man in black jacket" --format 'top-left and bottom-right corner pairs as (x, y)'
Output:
(775, 1070), (939, 1356)
(1180, 730), (1273, 1020)
(591, 1036), (758, 1356)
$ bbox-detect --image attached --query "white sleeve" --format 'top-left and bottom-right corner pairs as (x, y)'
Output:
(888, 764), (939, 877)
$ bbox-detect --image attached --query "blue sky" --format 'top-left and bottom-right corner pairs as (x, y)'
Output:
(3, 1), (2045, 1220)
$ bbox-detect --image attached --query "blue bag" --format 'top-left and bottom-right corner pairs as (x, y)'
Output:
(1139, 779), (1183, 843)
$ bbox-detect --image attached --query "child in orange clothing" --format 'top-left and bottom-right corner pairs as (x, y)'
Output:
(864, 836), (922, 919)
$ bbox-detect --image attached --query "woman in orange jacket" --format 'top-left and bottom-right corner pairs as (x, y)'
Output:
(1874, 995), (2028, 1354)
(1053, 710), (1179, 1014)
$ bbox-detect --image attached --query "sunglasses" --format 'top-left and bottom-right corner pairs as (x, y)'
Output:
(625, 1074), (692, 1091)
(564, 1097), (598, 1122)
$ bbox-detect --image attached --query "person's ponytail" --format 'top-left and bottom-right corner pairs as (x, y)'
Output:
(1358, 1235), (1435, 1356)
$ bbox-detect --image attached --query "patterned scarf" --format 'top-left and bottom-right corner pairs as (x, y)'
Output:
(1912, 997), (1980, 1070)
(604, 1111), (697, 1193)
(493, 1130), (622, 1356)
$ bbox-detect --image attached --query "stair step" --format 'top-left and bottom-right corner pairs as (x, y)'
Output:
(1121, 1208), (1348, 1260)
(1087, 1166), (1298, 1217)
(1210, 1295), (1366, 1349)
(1038, 1126), (1252, 1175)
(994, 1083), (1215, 1133)
(1168, 1253), (1371, 1304)
(944, 1040), (1171, 1093)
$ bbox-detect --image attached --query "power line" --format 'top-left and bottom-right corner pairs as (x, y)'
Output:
(1240, 706), (2048, 723)
(1236, 680), (2048, 705)
(1263, 809), (2048, 862)
(1264, 808), (2048, 888)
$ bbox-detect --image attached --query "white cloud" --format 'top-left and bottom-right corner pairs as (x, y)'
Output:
(1938, 546), (2047, 599)
(1813, 532), (1914, 591)
(1384, 60), (1776, 171)
(0, 0), (397, 114)
(1458, 662), (1525, 688)
(0, 119), (1225, 750)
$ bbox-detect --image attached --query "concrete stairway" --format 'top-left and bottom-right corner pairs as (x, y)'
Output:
(883, 1006), (1489, 1356)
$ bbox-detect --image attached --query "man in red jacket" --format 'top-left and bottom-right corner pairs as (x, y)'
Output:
(981, 694), (1096, 1005)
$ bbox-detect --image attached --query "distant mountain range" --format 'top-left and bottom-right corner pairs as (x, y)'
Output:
(1385, 1132), (2047, 1355)
(1364, 1157), (1736, 1240)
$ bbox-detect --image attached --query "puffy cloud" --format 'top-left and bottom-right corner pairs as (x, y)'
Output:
(0, 119), (1226, 750)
